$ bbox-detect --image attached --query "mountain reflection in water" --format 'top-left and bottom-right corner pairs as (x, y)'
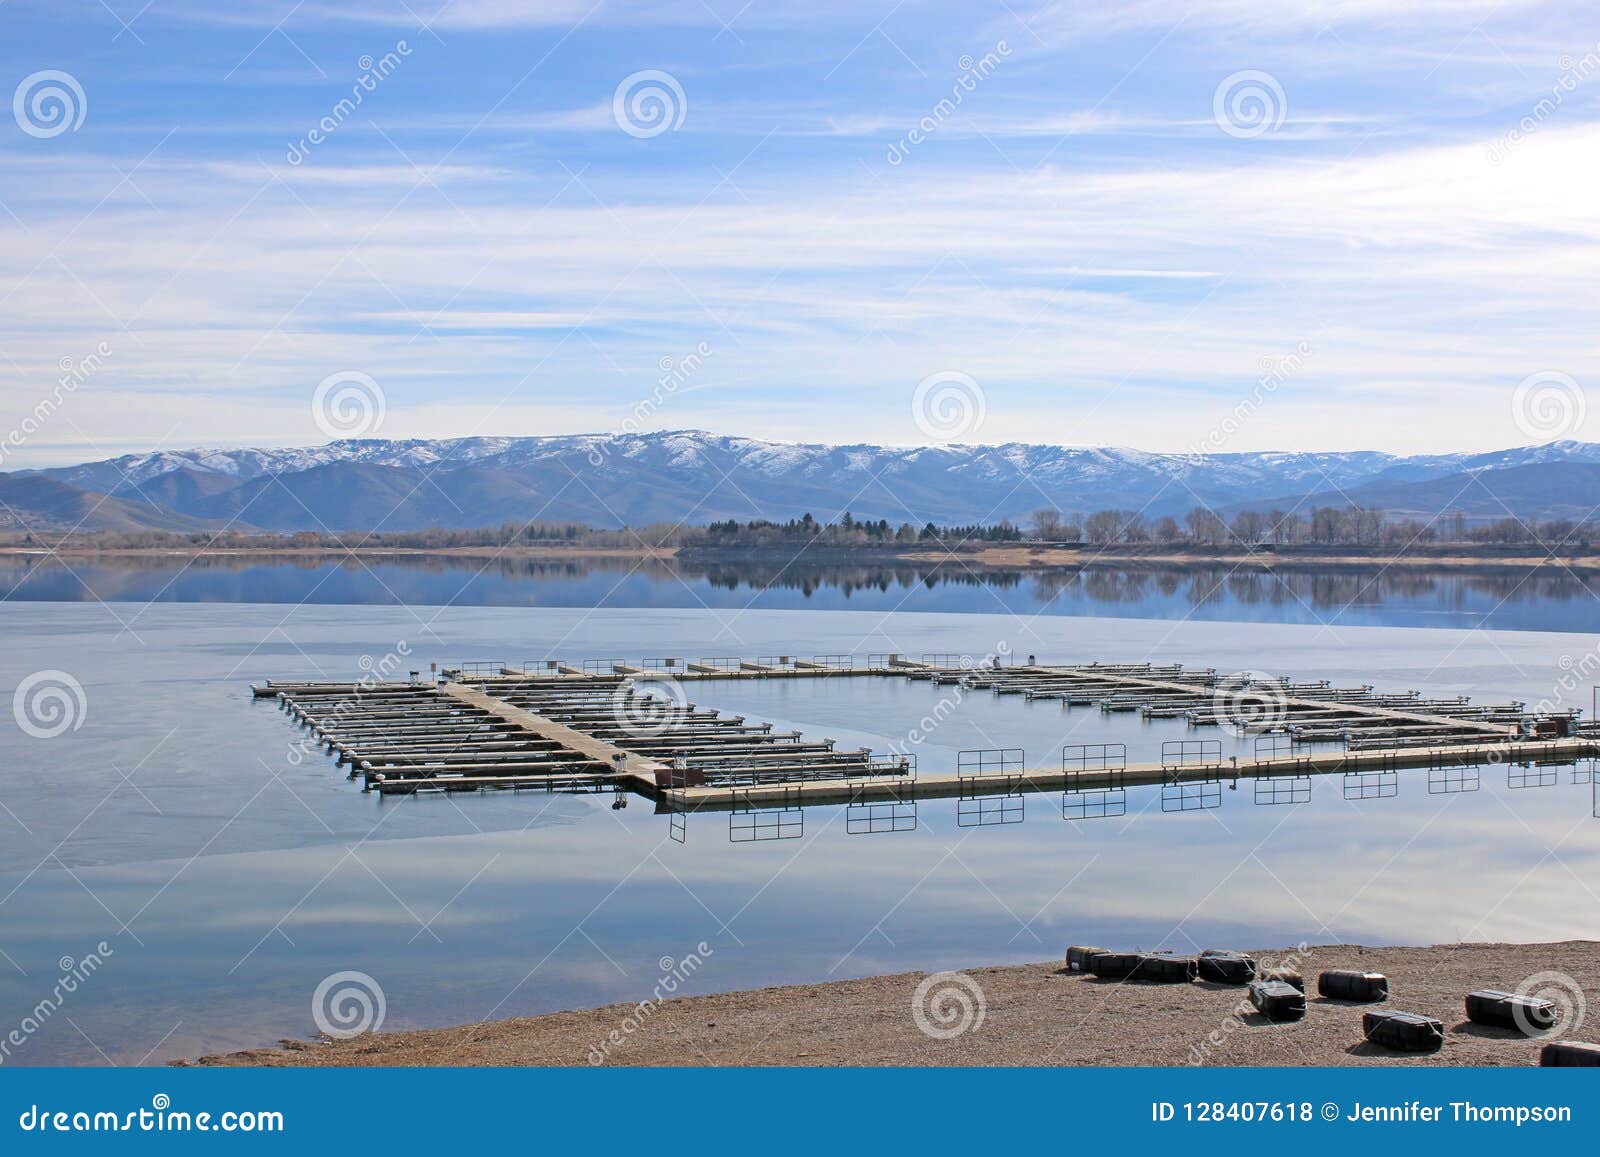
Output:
(2, 552), (1596, 631)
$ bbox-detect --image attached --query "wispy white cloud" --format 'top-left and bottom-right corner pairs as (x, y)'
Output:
(4, 116), (1599, 460)
(4, 0), (1599, 463)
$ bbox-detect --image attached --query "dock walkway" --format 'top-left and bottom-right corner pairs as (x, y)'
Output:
(253, 655), (1597, 807)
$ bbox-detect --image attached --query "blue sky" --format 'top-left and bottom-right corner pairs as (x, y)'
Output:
(2, 0), (1598, 465)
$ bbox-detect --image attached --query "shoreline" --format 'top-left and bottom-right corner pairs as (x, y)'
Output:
(192, 940), (1597, 1068)
(0, 545), (671, 561)
(3, 542), (1598, 574)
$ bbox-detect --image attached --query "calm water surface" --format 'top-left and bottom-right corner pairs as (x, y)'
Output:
(1, 596), (1597, 1066)
(6, 553), (1600, 631)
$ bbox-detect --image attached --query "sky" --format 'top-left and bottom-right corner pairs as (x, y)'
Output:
(2, 0), (1599, 467)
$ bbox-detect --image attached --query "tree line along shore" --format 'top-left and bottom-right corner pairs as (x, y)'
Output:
(3, 502), (1596, 564)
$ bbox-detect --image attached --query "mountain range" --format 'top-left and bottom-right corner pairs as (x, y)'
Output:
(5, 432), (1600, 534)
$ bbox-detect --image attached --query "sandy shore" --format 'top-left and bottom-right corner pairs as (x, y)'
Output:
(194, 941), (1596, 1068)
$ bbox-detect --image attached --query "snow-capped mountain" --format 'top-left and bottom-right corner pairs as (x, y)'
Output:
(10, 433), (1600, 533)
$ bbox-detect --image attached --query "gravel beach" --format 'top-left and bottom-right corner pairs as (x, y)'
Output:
(194, 940), (1597, 1067)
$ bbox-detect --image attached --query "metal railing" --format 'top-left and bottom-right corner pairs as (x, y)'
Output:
(1162, 739), (1223, 768)
(808, 654), (853, 670)
(1061, 743), (1126, 774)
(957, 748), (1025, 777)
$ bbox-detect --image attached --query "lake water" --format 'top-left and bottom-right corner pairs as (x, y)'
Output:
(7, 553), (1600, 632)
(0, 562), (1597, 1066)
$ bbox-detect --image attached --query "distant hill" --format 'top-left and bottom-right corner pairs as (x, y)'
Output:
(1225, 461), (1600, 524)
(0, 474), (239, 534)
(6, 431), (1600, 533)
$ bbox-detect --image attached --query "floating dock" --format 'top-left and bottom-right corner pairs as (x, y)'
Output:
(253, 653), (1600, 820)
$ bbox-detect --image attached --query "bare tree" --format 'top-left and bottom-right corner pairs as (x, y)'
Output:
(1230, 509), (1266, 545)
(1030, 508), (1063, 541)
(1185, 506), (1228, 546)
(1083, 509), (1123, 545)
